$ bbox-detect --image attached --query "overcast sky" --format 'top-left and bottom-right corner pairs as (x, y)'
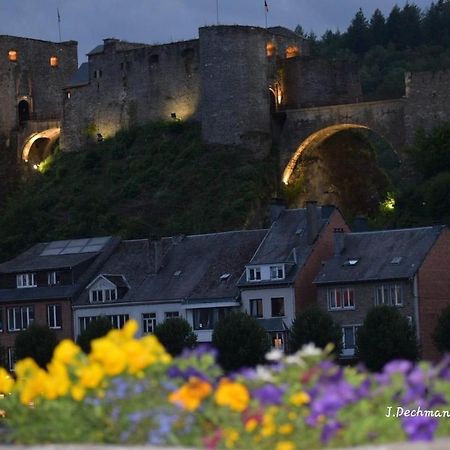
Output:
(1, 0), (434, 62)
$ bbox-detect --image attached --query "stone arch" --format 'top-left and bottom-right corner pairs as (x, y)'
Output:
(22, 128), (60, 165)
(282, 123), (383, 184)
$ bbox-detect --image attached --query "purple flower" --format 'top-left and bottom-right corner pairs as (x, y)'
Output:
(403, 367), (427, 403)
(252, 384), (285, 405)
(384, 360), (413, 376)
(402, 415), (438, 441)
(321, 420), (342, 443)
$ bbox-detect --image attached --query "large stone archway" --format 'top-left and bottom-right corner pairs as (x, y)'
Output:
(21, 127), (60, 165)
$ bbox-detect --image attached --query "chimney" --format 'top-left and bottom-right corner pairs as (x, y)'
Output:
(269, 197), (285, 223)
(306, 201), (320, 245)
(154, 239), (162, 274)
(352, 216), (368, 232)
(334, 228), (345, 256)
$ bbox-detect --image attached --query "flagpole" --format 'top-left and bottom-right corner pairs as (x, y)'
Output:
(216, 0), (219, 25)
(264, 1), (268, 28)
(57, 8), (62, 42)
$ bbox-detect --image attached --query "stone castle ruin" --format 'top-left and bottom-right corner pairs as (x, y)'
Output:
(1, 26), (450, 179)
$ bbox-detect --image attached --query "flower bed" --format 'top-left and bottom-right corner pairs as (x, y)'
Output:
(1, 321), (450, 449)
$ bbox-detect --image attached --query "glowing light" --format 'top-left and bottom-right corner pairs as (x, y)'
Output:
(32, 164), (39, 170)
(266, 42), (276, 57)
(382, 194), (396, 211)
(21, 128), (60, 162)
(285, 46), (300, 59)
(8, 50), (17, 62)
(50, 56), (59, 67)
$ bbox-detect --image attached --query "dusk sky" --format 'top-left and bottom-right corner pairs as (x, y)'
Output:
(1, 0), (434, 61)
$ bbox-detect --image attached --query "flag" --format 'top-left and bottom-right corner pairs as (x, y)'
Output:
(57, 7), (61, 23)
(265, 1), (269, 13)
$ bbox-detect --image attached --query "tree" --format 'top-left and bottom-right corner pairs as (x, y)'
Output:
(356, 306), (419, 372)
(154, 317), (197, 356)
(76, 316), (113, 354)
(346, 8), (371, 55)
(434, 304), (450, 352)
(369, 9), (387, 47)
(212, 312), (270, 371)
(289, 308), (342, 354)
(15, 324), (58, 369)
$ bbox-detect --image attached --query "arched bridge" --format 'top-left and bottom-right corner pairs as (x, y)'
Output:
(278, 99), (405, 183)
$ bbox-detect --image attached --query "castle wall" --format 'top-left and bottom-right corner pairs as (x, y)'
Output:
(199, 26), (272, 157)
(0, 36), (77, 141)
(62, 39), (201, 151)
(283, 57), (362, 109)
(404, 70), (450, 145)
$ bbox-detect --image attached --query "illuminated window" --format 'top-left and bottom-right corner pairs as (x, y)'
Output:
(8, 50), (17, 62)
(266, 42), (276, 57)
(285, 46), (300, 58)
(50, 56), (58, 67)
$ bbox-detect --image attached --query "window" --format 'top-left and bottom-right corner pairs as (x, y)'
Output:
(90, 288), (117, 303)
(142, 313), (157, 333)
(193, 308), (228, 330)
(342, 325), (361, 356)
(247, 267), (261, 282)
(47, 304), (62, 329)
(79, 316), (95, 333)
(266, 42), (276, 57)
(16, 273), (36, 288)
(343, 258), (360, 266)
(249, 299), (263, 317)
(375, 284), (403, 307)
(328, 288), (355, 310)
(7, 306), (34, 331)
(66, 91), (71, 100)
(270, 265), (284, 280)
(109, 314), (129, 329)
(271, 332), (284, 350)
(164, 311), (179, 320)
(50, 56), (58, 67)
(94, 69), (102, 79)
(8, 50), (17, 62)
(7, 348), (16, 372)
(271, 297), (285, 317)
(285, 45), (300, 58)
(48, 271), (61, 286)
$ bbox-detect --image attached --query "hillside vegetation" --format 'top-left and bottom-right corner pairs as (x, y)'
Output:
(0, 122), (276, 260)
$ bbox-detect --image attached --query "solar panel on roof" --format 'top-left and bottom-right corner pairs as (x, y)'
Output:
(40, 237), (110, 256)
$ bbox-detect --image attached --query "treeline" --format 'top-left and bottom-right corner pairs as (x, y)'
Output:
(296, 1), (450, 100)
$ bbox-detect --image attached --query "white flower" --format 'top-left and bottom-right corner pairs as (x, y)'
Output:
(298, 343), (322, 358)
(255, 365), (275, 382)
(285, 354), (306, 366)
(265, 348), (283, 362)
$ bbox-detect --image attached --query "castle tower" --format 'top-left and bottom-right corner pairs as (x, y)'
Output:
(199, 26), (272, 157)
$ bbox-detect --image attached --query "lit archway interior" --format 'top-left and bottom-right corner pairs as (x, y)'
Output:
(282, 124), (398, 217)
(22, 128), (60, 165)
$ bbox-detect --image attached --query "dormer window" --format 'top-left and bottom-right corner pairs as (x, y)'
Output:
(247, 267), (261, 282)
(16, 273), (36, 288)
(91, 288), (117, 303)
(343, 258), (359, 266)
(270, 265), (284, 280)
(48, 271), (61, 286)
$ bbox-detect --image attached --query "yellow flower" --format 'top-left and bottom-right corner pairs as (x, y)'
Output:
(71, 384), (86, 401)
(276, 441), (295, 450)
(169, 377), (212, 411)
(214, 379), (249, 412)
(45, 361), (70, 399)
(123, 340), (156, 374)
(278, 424), (294, 435)
(261, 412), (275, 437)
(53, 340), (81, 365)
(289, 391), (310, 406)
(90, 338), (127, 376)
(0, 368), (13, 394)
(245, 418), (258, 432)
(224, 428), (239, 448)
(77, 363), (104, 389)
(121, 319), (138, 339)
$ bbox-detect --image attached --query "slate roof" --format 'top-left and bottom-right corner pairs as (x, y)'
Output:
(315, 226), (442, 285)
(66, 62), (89, 88)
(135, 230), (267, 303)
(103, 275), (129, 289)
(257, 318), (289, 332)
(87, 44), (104, 56)
(238, 207), (335, 287)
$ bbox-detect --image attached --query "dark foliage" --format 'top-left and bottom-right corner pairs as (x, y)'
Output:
(14, 324), (58, 369)
(212, 312), (270, 371)
(76, 316), (113, 354)
(356, 306), (420, 372)
(154, 318), (197, 356)
(289, 308), (342, 355)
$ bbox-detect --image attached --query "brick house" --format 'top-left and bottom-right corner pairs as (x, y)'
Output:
(238, 202), (348, 350)
(315, 226), (450, 360)
(0, 236), (119, 370)
(72, 230), (266, 343)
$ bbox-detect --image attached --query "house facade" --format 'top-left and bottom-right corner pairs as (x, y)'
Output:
(0, 236), (119, 370)
(315, 227), (450, 360)
(238, 202), (348, 350)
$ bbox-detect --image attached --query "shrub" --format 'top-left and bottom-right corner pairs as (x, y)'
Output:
(154, 317), (197, 356)
(289, 307), (342, 354)
(76, 317), (113, 354)
(14, 324), (58, 368)
(357, 305), (419, 371)
(212, 311), (270, 371)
